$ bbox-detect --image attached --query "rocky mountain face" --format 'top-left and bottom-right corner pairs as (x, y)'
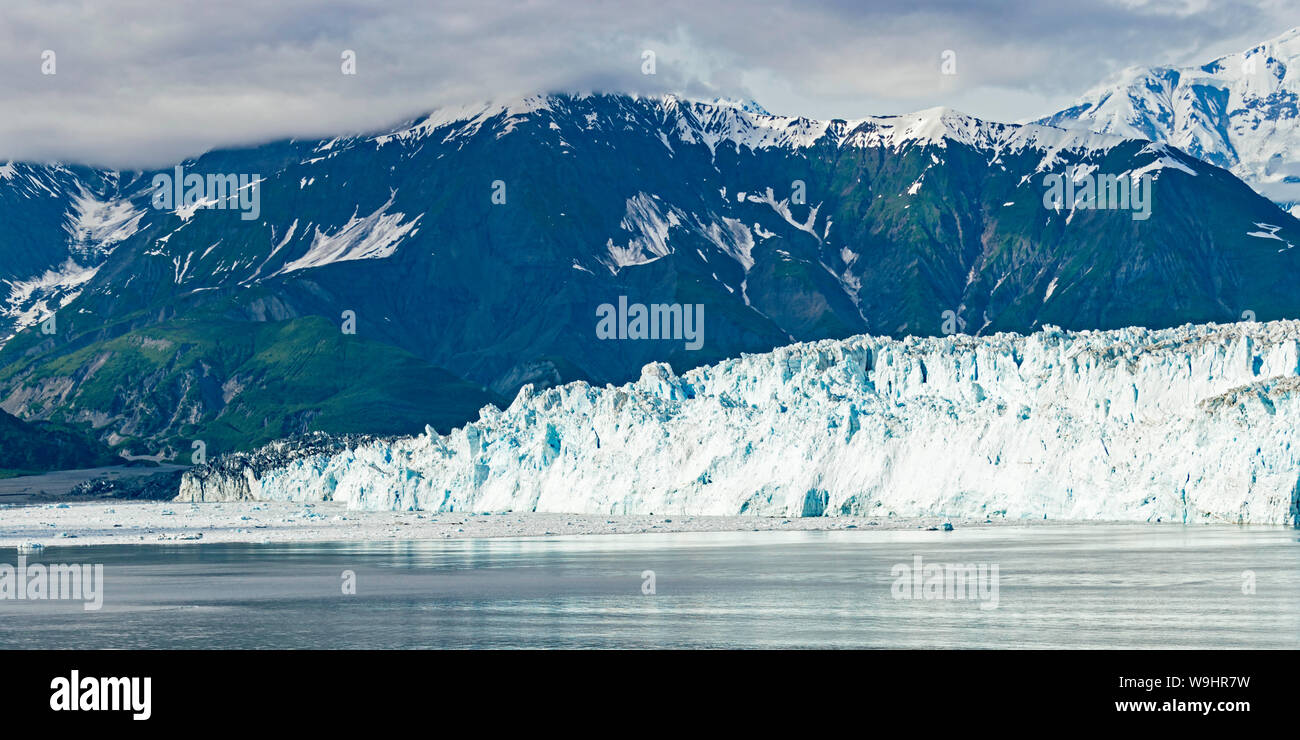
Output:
(3, 93), (1300, 457)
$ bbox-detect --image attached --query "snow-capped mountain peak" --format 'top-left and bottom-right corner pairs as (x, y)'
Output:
(1039, 26), (1300, 214)
(843, 106), (1146, 160)
(704, 96), (774, 116)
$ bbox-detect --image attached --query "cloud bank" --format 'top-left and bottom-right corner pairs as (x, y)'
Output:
(1, 0), (1294, 168)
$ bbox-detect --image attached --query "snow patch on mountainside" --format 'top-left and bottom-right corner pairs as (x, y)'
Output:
(276, 193), (421, 275)
(63, 188), (144, 257)
(603, 193), (681, 270)
(0, 184), (142, 346)
(1, 259), (97, 345)
(180, 321), (1300, 526)
(702, 217), (755, 272)
(750, 187), (823, 240)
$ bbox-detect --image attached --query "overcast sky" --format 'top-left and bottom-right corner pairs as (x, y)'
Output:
(1, 0), (1296, 168)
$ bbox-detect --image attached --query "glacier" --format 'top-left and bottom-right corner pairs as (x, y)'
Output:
(178, 321), (1300, 527)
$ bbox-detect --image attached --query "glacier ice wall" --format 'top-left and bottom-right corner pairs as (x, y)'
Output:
(178, 322), (1300, 525)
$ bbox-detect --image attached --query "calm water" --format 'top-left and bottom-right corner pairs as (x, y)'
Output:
(2, 525), (1297, 649)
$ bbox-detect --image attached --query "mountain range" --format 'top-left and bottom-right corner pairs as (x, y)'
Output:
(4, 52), (1300, 459)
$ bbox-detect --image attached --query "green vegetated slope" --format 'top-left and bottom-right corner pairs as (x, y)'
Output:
(0, 315), (502, 459)
(0, 407), (117, 477)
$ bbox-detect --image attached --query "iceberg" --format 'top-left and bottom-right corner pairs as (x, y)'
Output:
(178, 321), (1300, 526)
